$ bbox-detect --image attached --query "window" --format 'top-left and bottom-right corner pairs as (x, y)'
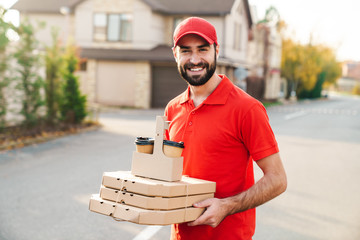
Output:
(173, 17), (183, 32)
(234, 23), (242, 50)
(79, 59), (87, 71)
(93, 13), (132, 42)
(94, 13), (107, 41)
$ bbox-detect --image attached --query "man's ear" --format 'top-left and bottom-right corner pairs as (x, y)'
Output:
(172, 46), (178, 62)
(215, 44), (220, 59)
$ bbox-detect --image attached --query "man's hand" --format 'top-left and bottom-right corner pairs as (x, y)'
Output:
(187, 198), (231, 228)
(187, 153), (287, 228)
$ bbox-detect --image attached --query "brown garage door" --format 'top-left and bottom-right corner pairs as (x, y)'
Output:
(151, 65), (188, 108)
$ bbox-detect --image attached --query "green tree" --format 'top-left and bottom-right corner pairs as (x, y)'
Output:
(281, 38), (341, 99)
(295, 44), (323, 97)
(44, 28), (63, 125)
(352, 84), (360, 96)
(281, 39), (302, 99)
(297, 45), (341, 98)
(60, 44), (86, 124)
(13, 19), (45, 127)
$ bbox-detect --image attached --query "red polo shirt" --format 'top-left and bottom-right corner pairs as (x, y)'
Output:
(165, 75), (279, 240)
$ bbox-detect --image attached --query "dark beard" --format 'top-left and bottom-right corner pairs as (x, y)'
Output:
(178, 55), (216, 86)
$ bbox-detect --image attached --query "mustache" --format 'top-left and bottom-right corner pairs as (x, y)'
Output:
(183, 62), (208, 69)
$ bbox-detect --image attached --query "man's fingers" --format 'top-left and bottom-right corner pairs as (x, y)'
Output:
(187, 198), (228, 228)
(187, 210), (209, 226)
(193, 198), (214, 208)
(188, 198), (220, 227)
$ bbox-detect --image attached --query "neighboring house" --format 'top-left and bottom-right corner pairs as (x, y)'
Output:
(337, 61), (360, 92)
(12, 0), (253, 108)
(342, 61), (360, 80)
(263, 25), (282, 100)
(246, 6), (282, 101)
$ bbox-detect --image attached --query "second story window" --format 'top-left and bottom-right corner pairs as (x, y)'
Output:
(93, 13), (132, 42)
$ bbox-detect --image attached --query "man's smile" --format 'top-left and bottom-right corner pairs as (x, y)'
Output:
(190, 67), (203, 72)
(188, 67), (205, 74)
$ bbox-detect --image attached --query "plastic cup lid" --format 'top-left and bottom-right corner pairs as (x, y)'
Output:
(135, 136), (154, 145)
(163, 140), (184, 148)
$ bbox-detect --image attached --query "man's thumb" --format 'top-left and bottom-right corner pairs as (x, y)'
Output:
(193, 198), (214, 208)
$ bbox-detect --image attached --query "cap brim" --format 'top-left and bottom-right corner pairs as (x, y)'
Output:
(174, 31), (215, 46)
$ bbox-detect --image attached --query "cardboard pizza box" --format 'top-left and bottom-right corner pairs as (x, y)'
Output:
(89, 194), (204, 225)
(100, 186), (214, 210)
(102, 171), (216, 197)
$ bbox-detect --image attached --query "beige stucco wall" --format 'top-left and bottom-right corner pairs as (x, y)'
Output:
(134, 62), (151, 108)
(133, 4), (167, 48)
(21, 13), (75, 46)
(74, 0), (93, 47)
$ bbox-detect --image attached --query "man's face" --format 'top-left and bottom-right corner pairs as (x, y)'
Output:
(173, 34), (218, 86)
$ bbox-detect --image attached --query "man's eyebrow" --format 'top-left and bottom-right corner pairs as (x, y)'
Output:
(179, 46), (191, 49)
(197, 44), (210, 48)
(179, 44), (210, 49)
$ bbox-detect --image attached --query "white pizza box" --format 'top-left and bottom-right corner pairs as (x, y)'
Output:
(102, 171), (216, 197)
(89, 194), (204, 225)
(100, 186), (214, 210)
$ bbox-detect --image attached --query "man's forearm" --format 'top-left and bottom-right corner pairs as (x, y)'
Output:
(223, 168), (287, 215)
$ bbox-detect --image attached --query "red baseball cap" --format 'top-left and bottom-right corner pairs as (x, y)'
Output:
(173, 17), (218, 47)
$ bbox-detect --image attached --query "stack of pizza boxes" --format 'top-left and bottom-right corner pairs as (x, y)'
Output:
(89, 116), (216, 225)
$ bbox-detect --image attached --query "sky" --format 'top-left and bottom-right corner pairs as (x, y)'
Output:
(249, 0), (360, 62)
(1, 0), (359, 61)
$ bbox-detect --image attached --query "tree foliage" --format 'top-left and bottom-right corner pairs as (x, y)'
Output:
(352, 84), (360, 96)
(44, 28), (63, 125)
(281, 38), (341, 99)
(60, 44), (87, 124)
(13, 19), (45, 127)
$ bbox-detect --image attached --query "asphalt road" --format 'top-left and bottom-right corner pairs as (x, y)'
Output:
(254, 94), (360, 240)
(0, 93), (359, 240)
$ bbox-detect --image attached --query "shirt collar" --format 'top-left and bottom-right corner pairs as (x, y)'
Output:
(179, 74), (233, 105)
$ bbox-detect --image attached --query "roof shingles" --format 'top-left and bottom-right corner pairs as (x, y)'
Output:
(142, 0), (236, 15)
(12, 0), (235, 16)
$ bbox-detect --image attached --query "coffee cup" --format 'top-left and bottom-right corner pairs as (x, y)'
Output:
(135, 137), (154, 154)
(163, 140), (184, 158)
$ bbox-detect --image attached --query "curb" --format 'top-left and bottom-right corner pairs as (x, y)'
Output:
(0, 124), (102, 152)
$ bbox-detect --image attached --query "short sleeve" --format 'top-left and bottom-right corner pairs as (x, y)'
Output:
(240, 103), (279, 161)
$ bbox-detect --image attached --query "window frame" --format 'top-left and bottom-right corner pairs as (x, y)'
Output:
(93, 12), (133, 42)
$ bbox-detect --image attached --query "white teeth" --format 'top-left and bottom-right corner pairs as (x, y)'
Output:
(190, 68), (203, 72)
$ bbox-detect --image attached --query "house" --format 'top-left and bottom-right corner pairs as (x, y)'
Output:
(246, 6), (283, 101)
(337, 61), (360, 92)
(12, 0), (253, 108)
(342, 61), (360, 80)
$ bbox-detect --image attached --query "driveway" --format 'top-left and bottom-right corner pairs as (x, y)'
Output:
(1, 94), (360, 240)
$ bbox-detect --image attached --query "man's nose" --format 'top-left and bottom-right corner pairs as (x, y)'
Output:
(189, 52), (201, 65)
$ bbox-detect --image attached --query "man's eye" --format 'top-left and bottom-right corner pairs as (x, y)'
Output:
(199, 48), (208, 52)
